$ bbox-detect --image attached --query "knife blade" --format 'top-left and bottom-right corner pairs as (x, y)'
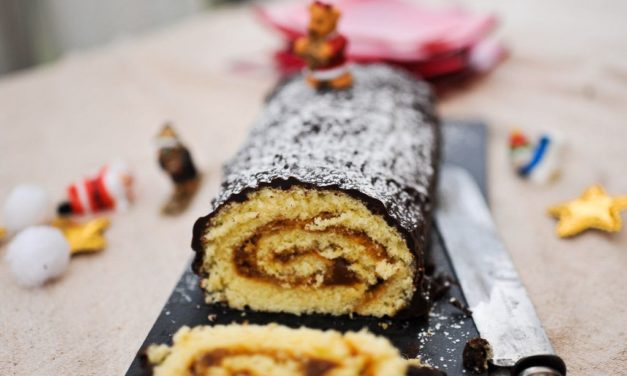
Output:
(435, 166), (566, 375)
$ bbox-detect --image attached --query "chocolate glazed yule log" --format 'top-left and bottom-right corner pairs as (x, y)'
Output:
(192, 64), (440, 318)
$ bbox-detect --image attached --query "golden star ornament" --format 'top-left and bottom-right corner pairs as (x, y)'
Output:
(51, 217), (111, 254)
(548, 185), (627, 238)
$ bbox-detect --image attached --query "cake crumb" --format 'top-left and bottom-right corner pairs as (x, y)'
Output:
(463, 337), (492, 374)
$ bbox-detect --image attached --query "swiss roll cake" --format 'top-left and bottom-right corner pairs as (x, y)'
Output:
(145, 324), (439, 376)
(192, 64), (440, 318)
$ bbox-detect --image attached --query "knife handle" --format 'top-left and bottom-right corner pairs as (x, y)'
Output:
(512, 354), (567, 376)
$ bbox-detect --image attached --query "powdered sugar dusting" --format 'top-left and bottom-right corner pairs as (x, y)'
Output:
(206, 64), (439, 251)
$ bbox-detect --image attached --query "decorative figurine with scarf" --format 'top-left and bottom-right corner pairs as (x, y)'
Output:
(156, 124), (200, 215)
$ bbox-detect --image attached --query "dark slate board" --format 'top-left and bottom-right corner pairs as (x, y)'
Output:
(126, 120), (488, 376)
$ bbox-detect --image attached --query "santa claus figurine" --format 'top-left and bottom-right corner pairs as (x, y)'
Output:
(156, 123), (200, 215)
(294, 1), (352, 90)
(57, 161), (134, 216)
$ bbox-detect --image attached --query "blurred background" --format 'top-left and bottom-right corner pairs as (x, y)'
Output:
(0, 0), (239, 75)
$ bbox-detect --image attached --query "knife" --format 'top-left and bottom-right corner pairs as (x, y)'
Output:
(435, 166), (566, 376)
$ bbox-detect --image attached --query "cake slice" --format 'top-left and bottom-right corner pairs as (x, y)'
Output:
(192, 65), (440, 318)
(144, 324), (443, 376)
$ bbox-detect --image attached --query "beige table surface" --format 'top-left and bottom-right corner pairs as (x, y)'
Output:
(1, 1), (626, 375)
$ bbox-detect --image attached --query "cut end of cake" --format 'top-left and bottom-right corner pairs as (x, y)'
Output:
(194, 185), (418, 317)
(145, 324), (415, 376)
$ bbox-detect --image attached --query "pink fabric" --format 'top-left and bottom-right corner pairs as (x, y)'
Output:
(256, 0), (497, 61)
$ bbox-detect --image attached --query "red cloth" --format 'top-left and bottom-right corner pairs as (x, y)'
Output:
(256, 0), (497, 61)
(257, 0), (505, 81)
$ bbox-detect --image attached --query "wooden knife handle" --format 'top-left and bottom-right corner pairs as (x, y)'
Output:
(512, 354), (567, 376)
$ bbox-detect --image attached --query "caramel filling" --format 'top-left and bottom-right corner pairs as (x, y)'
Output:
(189, 348), (337, 376)
(232, 218), (392, 290)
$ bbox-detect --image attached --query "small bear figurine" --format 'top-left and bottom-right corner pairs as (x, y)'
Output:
(294, 1), (352, 90)
(156, 123), (200, 215)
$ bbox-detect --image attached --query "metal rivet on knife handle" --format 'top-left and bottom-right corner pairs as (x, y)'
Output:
(518, 366), (563, 376)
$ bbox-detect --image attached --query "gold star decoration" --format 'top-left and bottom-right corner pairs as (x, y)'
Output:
(0, 226), (6, 240)
(51, 217), (111, 254)
(548, 185), (627, 238)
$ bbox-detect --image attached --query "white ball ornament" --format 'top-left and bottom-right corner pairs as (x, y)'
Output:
(6, 226), (71, 287)
(3, 184), (53, 233)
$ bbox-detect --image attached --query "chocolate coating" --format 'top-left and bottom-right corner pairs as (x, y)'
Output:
(406, 365), (448, 376)
(192, 64), (440, 317)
